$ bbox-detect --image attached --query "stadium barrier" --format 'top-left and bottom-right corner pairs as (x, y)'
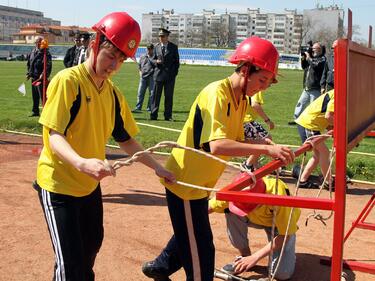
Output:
(0, 44), (301, 69)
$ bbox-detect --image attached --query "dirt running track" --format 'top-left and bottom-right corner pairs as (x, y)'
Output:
(0, 133), (374, 281)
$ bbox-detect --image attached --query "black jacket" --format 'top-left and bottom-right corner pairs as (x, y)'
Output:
(152, 42), (180, 82)
(320, 53), (334, 92)
(301, 54), (326, 90)
(27, 48), (52, 79)
(63, 45), (78, 68)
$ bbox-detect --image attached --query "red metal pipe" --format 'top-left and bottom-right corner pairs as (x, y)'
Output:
(218, 136), (329, 194)
(344, 193), (375, 242)
(42, 48), (47, 106)
(330, 37), (349, 281)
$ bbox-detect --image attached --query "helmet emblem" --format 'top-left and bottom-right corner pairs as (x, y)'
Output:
(128, 39), (136, 49)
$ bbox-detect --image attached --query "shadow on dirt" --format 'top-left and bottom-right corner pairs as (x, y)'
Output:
(103, 189), (167, 206)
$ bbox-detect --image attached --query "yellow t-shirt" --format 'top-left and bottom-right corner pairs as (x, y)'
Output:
(37, 63), (139, 197)
(161, 78), (248, 200)
(243, 91), (264, 123)
(296, 90), (334, 132)
(209, 177), (301, 235)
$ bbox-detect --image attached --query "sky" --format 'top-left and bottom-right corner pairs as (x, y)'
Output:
(1, 0), (374, 39)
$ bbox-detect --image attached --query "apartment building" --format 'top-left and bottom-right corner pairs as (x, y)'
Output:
(303, 5), (344, 46)
(142, 8), (304, 53)
(0, 5), (60, 42)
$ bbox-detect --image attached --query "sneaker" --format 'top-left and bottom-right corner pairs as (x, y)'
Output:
(164, 118), (174, 122)
(29, 113), (40, 117)
(298, 180), (319, 189)
(288, 121), (297, 125)
(241, 162), (254, 172)
(131, 108), (142, 113)
(323, 182), (335, 190)
(291, 164), (301, 179)
(221, 256), (243, 275)
(142, 261), (171, 281)
(221, 263), (235, 274)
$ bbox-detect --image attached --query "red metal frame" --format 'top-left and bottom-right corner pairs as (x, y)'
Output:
(321, 194), (375, 274)
(344, 193), (375, 241)
(217, 135), (334, 211)
(342, 193), (375, 274)
(328, 36), (348, 281)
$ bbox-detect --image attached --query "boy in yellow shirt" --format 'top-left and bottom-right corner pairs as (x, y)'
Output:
(142, 37), (294, 281)
(34, 13), (174, 281)
(209, 177), (300, 280)
(295, 90), (334, 188)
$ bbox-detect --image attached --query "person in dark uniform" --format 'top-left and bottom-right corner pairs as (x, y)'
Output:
(26, 37), (52, 117)
(150, 28), (179, 121)
(63, 33), (82, 68)
(73, 32), (91, 66)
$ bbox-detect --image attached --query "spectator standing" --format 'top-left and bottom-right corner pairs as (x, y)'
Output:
(292, 42), (326, 121)
(150, 28), (179, 121)
(320, 40), (337, 94)
(132, 44), (155, 113)
(26, 36), (52, 117)
(63, 33), (82, 68)
(73, 33), (91, 66)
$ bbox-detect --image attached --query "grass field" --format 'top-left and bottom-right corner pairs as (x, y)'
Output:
(0, 60), (374, 181)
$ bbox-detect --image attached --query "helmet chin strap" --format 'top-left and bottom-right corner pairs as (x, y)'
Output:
(92, 31), (101, 73)
(241, 64), (250, 95)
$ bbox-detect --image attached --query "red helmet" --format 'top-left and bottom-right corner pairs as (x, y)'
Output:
(228, 36), (279, 77)
(228, 176), (266, 217)
(92, 12), (141, 58)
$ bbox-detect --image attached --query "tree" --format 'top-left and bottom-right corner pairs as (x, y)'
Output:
(210, 21), (230, 47)
(301, 15), (313, 45)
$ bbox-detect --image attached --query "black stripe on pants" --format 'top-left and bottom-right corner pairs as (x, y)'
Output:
(166, 188), (215, 281)
(36, 183), (104, 281)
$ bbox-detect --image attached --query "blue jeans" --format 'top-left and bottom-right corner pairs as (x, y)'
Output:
(225, 212), (296, 280)
(135, 76), (154, 111)
(293, 89), (321, 119)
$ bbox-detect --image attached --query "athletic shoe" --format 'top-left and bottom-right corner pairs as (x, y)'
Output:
(221, 263), (235, 274)
(221, 256), (243, 275)
(291, 164), (301, 179)
(142, 261), (171, 281)
(298, 180), (319, 189)
(131, 108), (142, 113)
(240, 162), (255, 172)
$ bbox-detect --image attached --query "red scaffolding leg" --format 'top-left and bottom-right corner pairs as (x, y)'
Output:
(321, 193), (375, 274)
